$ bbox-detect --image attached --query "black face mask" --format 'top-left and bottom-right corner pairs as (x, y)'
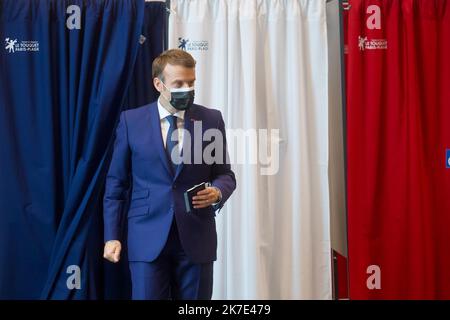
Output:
(170, 88), (195, 110)
(163, 83), (195, 111)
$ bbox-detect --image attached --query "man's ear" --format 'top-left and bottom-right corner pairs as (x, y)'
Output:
(153, 77), (162, 93)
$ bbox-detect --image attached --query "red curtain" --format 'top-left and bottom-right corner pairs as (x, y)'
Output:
(345, 0), (450, 299)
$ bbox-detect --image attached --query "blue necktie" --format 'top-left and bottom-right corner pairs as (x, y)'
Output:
(165, 115), (179, 174)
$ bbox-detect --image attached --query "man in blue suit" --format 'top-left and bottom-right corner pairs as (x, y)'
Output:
(103, 49), (236, 300)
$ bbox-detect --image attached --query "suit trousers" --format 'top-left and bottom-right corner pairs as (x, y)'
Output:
(129, 219), (214, 300)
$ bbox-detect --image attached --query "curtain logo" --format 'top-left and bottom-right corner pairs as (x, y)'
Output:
(4, 37), (39, 53)
(446, 149), (450, 169)
(358, 35), (387, 51)
(178, 37), (208, 52)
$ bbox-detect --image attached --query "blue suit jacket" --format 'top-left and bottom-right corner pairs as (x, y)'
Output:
(103, 102), (236, 263)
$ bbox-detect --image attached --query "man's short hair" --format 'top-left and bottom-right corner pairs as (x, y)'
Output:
(152, 49), (196, 81)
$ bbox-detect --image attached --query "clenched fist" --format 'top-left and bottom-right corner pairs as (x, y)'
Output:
(103, 240), (122, 263)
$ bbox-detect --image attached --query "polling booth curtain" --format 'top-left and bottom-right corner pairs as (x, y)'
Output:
(345, 0), (450, 299)
(0, 0), (144, 299)
(123, 0), (166, 109)
(170, 0), (333, 299)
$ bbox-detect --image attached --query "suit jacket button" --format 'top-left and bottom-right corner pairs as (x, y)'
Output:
(172, 184), (177, 189)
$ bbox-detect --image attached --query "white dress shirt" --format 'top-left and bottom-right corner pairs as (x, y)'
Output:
(157, 99), (185, 151)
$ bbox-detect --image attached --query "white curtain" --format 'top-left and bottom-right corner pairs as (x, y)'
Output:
(169, 0), (332, 299)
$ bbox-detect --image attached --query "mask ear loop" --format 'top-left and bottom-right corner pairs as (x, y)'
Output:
(160, 80), (172, 102)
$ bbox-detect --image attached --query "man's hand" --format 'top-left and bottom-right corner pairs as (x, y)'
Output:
(103, 240), (122, 263)
(192, 187), (221, 209)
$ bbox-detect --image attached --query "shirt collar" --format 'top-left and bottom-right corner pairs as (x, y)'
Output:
(157, 98), (185, 120)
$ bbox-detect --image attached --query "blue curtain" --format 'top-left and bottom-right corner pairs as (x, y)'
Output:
(123, 1), (166, 109)
(0, 0), (144, 299)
